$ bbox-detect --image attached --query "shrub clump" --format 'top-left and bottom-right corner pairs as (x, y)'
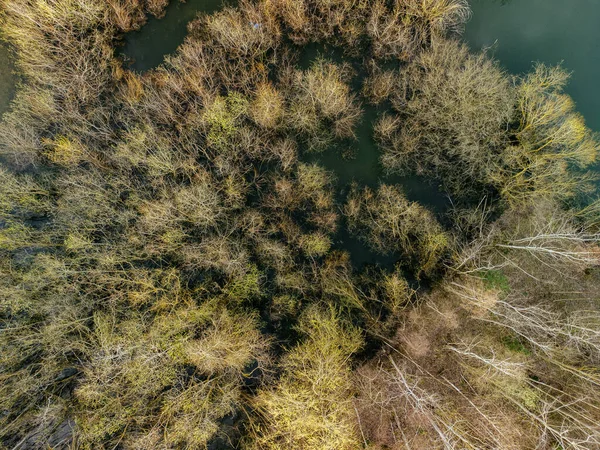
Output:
(288, 58), (362, 150)
(376, 39), (514, 196)
(248, 306), (363, 449)
(345, 183), (451, 277)
(75, 302), (271, 449)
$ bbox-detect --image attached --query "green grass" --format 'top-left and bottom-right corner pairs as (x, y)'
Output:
(479, 269), (510, 293)
(501, 335), (531, 355)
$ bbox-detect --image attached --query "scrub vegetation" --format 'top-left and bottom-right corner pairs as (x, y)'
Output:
(0, 0), (599, 448)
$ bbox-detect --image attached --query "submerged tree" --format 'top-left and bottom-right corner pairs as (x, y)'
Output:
(376, 39), (514, 196)
(288, 58), (362, 150)
(495, 64), (599, 205)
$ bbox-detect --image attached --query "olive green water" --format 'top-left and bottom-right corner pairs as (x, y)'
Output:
(297, 43), (449, 268)
(0, 44), (16, 118)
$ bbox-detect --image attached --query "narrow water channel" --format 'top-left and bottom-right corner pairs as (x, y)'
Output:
(0, 44), (16, 118)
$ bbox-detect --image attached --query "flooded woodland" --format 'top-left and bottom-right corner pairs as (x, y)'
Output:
(1, 0), (600, 449)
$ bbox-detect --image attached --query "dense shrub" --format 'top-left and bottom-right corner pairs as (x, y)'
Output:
(248, 306), (363, 450)
(376, 39), (514, 196)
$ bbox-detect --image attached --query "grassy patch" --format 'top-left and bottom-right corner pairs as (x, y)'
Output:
(501, 335), (531, 355)
(479, 269), (510, 293)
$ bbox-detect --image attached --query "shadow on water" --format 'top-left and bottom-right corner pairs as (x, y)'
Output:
(298, 43), (451, 269)
(0, 44), (17, 118)
(119, 0), (229, 72)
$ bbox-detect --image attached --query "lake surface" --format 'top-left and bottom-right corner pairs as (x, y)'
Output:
(0, 44), (16, 118)
(465, 0), (600, 132)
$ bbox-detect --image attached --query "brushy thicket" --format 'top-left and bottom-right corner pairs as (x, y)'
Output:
(1, 0), (599, 449)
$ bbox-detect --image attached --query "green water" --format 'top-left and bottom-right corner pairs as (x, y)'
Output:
(294, 44), (450, 268)
(298, 44), (449, 209)
(120, 0), (227, 71)
(304, 96), (449, 267)
(465, 0), (600, 131)
(0, 44), (16, 118)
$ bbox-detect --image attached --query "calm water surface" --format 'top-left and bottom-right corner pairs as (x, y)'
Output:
(121, 0), (227, 71)
(465, 0), (600, 131)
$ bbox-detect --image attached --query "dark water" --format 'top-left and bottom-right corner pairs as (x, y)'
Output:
(120, 0), (227, 72)
(304, 99), (450, 267)
(297, 44), (450, 268)
(0, 44), (16, 118)
(465, 0), (600, 132)
(298, 44), (449, 207)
